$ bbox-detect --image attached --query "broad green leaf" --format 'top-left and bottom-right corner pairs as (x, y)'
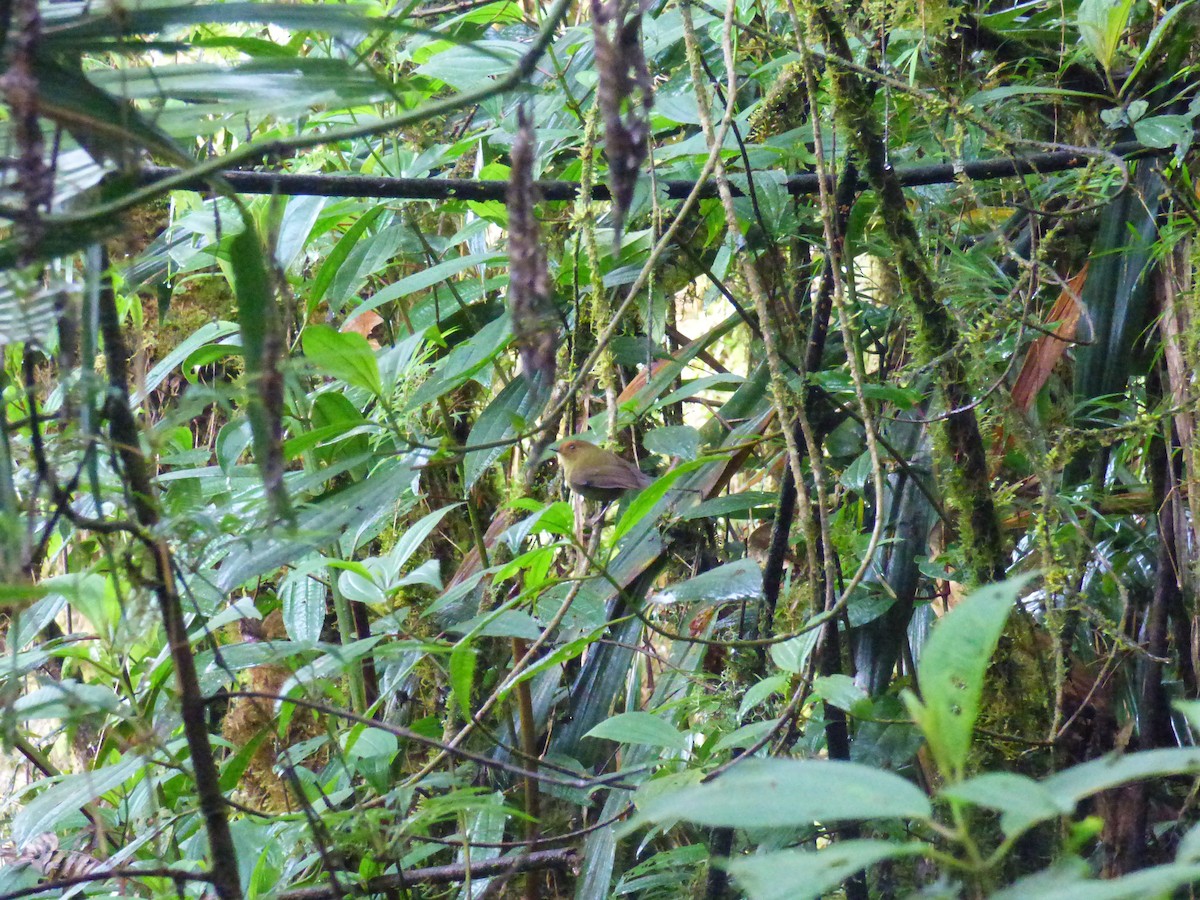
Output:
(940, 772), (1059, 838)
(712, 719), (778, 753)
(993, 859), (1200, 900)
(405, 313), (513, 410)
(278, 571), (327, 642)
(13, 682), (124, 721)
(643, 425), (701, 461)
(770, 629), (819, 675)
(1132, 114), (1192, 150)
(636, 759), (932, 828)
(386, 504), (461, 573)
(273, 195), (326, 272)
(648, 559), (763, 607)
(586, 712), (688, 751)
(738, 674), (788, 721)
(812, 674), (870, 717)
(302, 325), (383, 396)
(1042, 747), (1200, 810)
(447, 609), (543, 640)
(725, 840), (929, 900)
(45, 573), (114, 637)
(679, 491), (778, 521)
(343, 726), (399, 760)
(1077, 0), (1134, 71)
(464, 375), (540, 491)
(133, 320), (239, 404)
(12, 756), (142, 845)
(216, 457), (415, 591)
(347, 251), (505, 323)
(902, 575), (1033, 781)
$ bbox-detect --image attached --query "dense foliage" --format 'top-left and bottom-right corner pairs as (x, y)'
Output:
(2, 0), (1200, 897)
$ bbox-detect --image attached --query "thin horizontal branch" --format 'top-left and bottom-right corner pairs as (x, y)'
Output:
(136, 139), (1158, 202)
(274, 849), (578, 900)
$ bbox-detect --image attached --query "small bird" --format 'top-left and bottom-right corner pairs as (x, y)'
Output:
(746, 522), (796, 567)
(554, 438), (652, 502)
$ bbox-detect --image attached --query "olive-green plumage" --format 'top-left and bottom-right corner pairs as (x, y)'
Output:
(555, 439), (651, 502)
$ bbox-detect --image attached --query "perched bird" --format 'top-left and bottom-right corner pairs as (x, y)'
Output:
(555, 438), (652, 502)
(746, 522), (796, 567)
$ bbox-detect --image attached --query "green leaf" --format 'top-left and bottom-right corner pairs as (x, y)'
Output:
(678, 491), (778, 521)
(302, 325), (383, 396)
(612, 457), (710, 542)
(966, 85), (1106, 107)
(343, 726), (399, 760)
(902, 575), (1033, 781)
(278, 571), (327, 642)
(449, 643), (477, 717)
(712, 719), (778, 753)
(770, 629), (819, 675)
(812, 674), (871, 717)
(648, 559), (763, 607)
(13, 682), (124, 721)
(636, 759), (932, 828)
(405, 313), (513, 410)
(725, 840), (929, 900)
(347, 251), (505, 323)
(216, 457), (416, 591)
(1132, 114), (1192, 150)
(46, 573), (115, 637)
(133, 320), (239, 404)
(993, 859), (1200, 900)
(1077, 0), (1134, 71)
(940, 772), (1059, 838)
(1042, 747), (1200, 810)
(309, 206), (387, 314)
(447, 609), (543, 640)
(463, 375), (541, 492)
(643, 425), (701, 461)
(655, 373), (745, 408)
(585, 711), (688, 751)
(386, 504), (461, 573)
(738, 674), (788, 720)
(1124, 0), (1197, 89)
(12, 756), (142, 845)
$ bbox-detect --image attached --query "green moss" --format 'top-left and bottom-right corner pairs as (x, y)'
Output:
(748, 63), (806, 142)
